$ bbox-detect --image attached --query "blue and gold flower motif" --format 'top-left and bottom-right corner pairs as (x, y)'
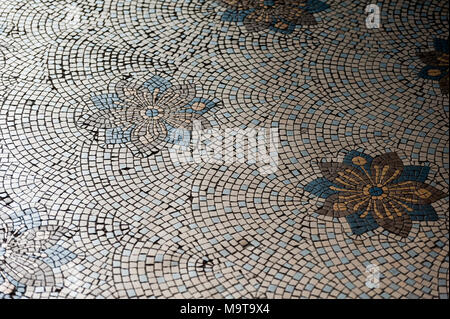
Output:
(78, 74), (218, 157)
(305, 151), (447, 237)
(418, 38), (449, 94)
(0, 207), (77, 296)
(220, 0), (329, 34)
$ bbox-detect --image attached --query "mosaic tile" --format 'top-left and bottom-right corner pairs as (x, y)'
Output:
(0, 0), (448, 299)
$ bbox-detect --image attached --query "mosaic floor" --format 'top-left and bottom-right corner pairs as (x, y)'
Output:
(0, 0), (449, 299)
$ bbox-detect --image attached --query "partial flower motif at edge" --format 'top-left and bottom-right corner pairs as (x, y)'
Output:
(418, 38), (449, 95)
(219, 0), (330, 34)
(305, 151), (447, 238)
(0, 207), (77, 296)
(78, 74), (218, 157)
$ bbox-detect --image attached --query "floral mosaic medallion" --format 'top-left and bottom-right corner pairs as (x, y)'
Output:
(418, 38), (449, 94)
(305, 151), (447, 238)
(78, 74), (219, 157)
(0, 206), (78, 297)
(219, 0), (329, 33)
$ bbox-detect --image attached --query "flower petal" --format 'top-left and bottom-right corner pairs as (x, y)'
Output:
(8, 226), (75, 254)
(317, 193), (342, 217)
(128, 120), (168, 157)
(157, 82), (198, 113)
(243, 11), (272, 31)
(300, 0), (329, 13)
(142, 75), (173, 95)
(371, 199), (412, 237)
(0, 278), (15, 295)
(78, 107), (140, 130)
(317, 193), (367, 218)
(343, 150), (373, 172)
(388, 181), (447, 205)
(439, 74), (449, 94)
(221, 0), (253, 10)
(418, 65), (447, 80)
(221, 8), (250, 22)
(392, 165), (430, 183)
(276, 6), (317, 25)
(317, 162), (369, 190)
(407, 204), (439, 221)
(304, 177), (339, 199)
(418, 51), (441, 66)
(345, 211), (379, 235)
(370, 152), (404, 186)
(133, 119), (167, 141)
(3, 253), (59, 287)
(165, 112), (212, 131)
(434, 38), (449, 54)
(115, 80), (154, 109)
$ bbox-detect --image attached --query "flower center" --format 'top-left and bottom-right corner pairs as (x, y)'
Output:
(369, 186), (384, 197)
(145, 109), (160, 117)
(191, 102), (206, 111)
